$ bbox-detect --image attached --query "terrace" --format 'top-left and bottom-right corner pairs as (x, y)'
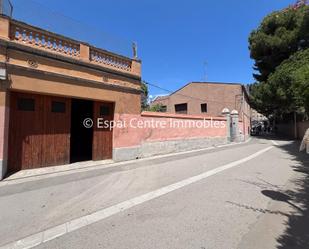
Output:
(0, 14), (141, 78)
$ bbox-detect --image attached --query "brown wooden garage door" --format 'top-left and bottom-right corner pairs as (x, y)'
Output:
(92, 102), (114, 160)
(8, 92), (71, 172)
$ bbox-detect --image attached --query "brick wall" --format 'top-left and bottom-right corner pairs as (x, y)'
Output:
(151, 82), (250, 117)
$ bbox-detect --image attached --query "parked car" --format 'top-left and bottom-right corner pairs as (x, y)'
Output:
(250, 125), (262, 136)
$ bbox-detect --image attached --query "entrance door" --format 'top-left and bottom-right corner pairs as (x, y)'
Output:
(43, 95), (71, 166)
(70, 99), (93, 163)
(93, 102), (114, 160)
(8, 93), (113, 173)
(8, 92), (71, 172)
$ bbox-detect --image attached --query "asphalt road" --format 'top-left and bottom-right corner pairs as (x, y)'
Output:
(0, 137), (308, 249)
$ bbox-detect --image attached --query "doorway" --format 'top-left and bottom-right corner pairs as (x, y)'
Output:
(70, 99), (93, 163)
(8, 92), (71, 173)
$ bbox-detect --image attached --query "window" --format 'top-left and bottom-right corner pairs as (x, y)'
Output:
(18, 98), (35, 111)
(100, 105), (110, 116)
(201, 103), (207, 113)
(52, 101), (66, 113)
(175, 103), (187, 114)
(161, 105), (167, 112)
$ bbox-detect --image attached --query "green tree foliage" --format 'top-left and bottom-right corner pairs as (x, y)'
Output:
(250, 48), (309, 117)
(249, 3), (309, 118)
(141, 81), (149, 110)
(249, 5), (309, 82)
(147, 103), (167, 112)
(268, 49), (309, 115)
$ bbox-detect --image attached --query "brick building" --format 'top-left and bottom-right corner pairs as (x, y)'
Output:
(0, 15), (141, 178)
(151, 82), (251, 134)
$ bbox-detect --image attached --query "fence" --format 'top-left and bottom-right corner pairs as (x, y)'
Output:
(277, 120), (309, 139)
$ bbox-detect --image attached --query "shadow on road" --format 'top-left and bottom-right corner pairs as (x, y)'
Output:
(263, 138), (309, 249)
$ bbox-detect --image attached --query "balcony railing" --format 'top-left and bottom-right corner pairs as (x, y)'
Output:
(2, 19), (140, 77)
(10, 21), (80, 58)
(90, 47), (132, 72)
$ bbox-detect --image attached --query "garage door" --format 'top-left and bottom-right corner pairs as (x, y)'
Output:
(92, 102), (114, 160)
(8, 92), (71, 172)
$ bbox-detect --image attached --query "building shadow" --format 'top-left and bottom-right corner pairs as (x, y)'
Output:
(261, 139), (309, 249)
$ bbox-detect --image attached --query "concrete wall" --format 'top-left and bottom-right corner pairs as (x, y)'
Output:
(277, 120), (309, 139)
(298, 121), (309, 139)
(6, 49), (141, 91)
(113, 112), (228, 161)
(8, 71), (141, 115)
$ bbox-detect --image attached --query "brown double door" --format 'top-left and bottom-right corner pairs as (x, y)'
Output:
(8, 92), (113, 173)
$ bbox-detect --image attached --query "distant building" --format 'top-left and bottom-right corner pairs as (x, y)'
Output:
(251, 109), (268, 123)
(150, 81), (251, 136)
(151, 82), (249, 115)
(150, 95), (169, 112)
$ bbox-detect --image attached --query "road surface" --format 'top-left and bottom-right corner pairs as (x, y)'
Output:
(0, 138), (308, 249)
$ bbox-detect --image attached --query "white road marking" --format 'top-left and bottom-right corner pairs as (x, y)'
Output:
(271, 140), (279, 146)
(0, 145), (273, 249)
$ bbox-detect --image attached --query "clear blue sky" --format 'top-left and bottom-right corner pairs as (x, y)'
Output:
(11, 0), (294, 97)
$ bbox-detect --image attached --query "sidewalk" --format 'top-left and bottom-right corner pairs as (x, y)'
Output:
(0, 138), (252, 187)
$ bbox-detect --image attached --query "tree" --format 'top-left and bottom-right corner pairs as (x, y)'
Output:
(267, 48), (309, 116)
(147, 103), (166, 112)
(141, 81), (149, 110)
(249, 4), (309, 82)
(249, 3), (309, 118)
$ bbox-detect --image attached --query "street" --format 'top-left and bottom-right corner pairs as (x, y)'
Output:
(0, 138), (308, 249)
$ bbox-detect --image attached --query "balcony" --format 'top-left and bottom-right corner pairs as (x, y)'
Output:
(0, 16), (141, 78)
